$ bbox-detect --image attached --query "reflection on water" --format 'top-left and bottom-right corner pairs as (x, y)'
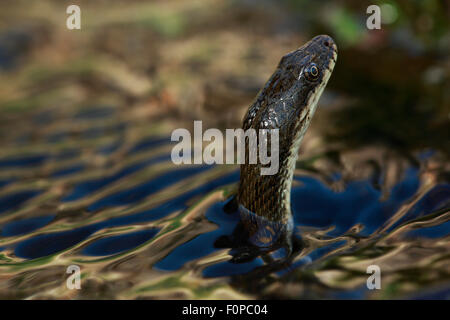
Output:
(0, 105), (448, 299)
(0, 0), (448, 300)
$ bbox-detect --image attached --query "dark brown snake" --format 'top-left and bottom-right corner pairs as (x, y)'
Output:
(236, 35), (337, 248)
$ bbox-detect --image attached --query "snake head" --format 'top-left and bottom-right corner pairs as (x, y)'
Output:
(244, 35), (337, 133)
(278, 35), (337, 90)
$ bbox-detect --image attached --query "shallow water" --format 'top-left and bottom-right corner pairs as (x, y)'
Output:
(0, 105), (449, 299)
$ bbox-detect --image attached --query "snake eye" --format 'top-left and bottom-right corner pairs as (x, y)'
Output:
(304, 63), (320, 81)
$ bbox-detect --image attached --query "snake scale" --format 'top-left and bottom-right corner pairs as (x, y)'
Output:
(236, 35), (337, 248)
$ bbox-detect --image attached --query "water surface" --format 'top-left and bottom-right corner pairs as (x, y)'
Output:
(0, 105), (448, 299)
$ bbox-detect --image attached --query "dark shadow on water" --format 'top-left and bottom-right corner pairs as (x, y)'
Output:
(0, 190), (41, 215)
(128, 136), (172, 155)
(0, 154), (49, 169)
(62, 154), (172, 202)
(157, 165), (449, 286)
(13, 169), (240, 259)
(1, 214), (55, 237)
(81, 228), (160, 256)
(86, 165), (212, 211)
(51, 163), (85, 178)
(291, 167), (421, 237)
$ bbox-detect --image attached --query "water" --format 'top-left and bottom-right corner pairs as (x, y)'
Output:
(0, 105), (448, 300)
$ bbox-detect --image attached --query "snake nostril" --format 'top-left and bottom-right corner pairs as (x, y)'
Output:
(323, 41), (330, 47)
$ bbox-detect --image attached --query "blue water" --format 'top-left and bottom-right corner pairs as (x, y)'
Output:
(0, 105), (448, 299)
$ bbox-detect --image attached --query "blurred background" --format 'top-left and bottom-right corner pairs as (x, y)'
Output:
(0, 0), (448, 299)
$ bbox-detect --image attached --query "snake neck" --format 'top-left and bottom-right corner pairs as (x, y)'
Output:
(238, 97), (318, 223)
(237, 35), (337, 225)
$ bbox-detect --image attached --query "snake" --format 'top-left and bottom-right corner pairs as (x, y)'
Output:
(235, 35), (337, 249)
